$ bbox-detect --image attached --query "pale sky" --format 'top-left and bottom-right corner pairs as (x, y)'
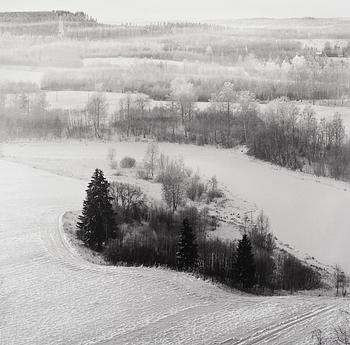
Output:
(0, 0), (349, 22)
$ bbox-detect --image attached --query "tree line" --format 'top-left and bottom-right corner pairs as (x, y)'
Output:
(2, 85), (350, 183)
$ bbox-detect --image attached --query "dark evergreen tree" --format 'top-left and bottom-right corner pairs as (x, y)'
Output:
(77, 169), (116, 251)
(234, 234), (255, 289)
(176, 218), (199, 271)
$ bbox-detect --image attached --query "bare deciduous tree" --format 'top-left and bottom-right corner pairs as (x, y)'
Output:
(110, 182), (146, 222)
(143, 142), (159, 179)
(86, 93), (108, 138)
(161, 159), (188, 213)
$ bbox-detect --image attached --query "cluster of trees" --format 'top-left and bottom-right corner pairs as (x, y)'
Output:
(3, 85), (350, 184)
(0, 92), (66, 139)
(66, 22), (214, 40)
(77, 168), (321, 293)
(112, 91), (350, 182)
(249, 99), (350, 180)
(107, 144), (224, 215)
(41, 53), (350, 103)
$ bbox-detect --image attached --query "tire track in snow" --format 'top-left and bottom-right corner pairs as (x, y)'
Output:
(220, 304), (336, 345)
(0, 158), (342, 345)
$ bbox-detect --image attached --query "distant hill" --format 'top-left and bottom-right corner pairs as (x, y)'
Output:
(0, 11), (96, 23)
(0, 11), (98, 36)
(0, 11), (213, 39)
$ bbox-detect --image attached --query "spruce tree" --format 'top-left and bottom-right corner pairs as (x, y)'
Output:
(234, 234), (255, 289)
(176, 218), (199, 271)
(77, 169), (116, 251)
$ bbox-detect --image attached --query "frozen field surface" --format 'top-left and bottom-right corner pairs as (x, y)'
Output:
(0, 156), (347, 344)
(4, 141), (350, 271)
(0, 66), (44, 86)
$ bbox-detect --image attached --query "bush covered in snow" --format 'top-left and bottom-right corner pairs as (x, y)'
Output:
(120, 156), (136, 168)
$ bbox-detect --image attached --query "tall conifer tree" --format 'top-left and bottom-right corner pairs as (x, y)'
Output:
(176, 218), (199, 271)
(234, 234), (255, 289)
(77, 169), (116, 251)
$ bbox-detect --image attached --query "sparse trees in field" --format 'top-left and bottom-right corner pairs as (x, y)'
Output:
(143, 142), (159, 179)
(18, 92), (30, 117)
(77, 169), (116, 251)
(176, 218), (199, 271)
(170, 78), (197, 124)
(211, 82), (236, 146)
(86, 93), (108, 138)
(236, 91), (258, 144)
(334, 265), (347, 297)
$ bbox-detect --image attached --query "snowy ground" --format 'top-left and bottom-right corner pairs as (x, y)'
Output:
(0, 156), (347, 344)
(3, 140), (350, 273)
(0, 66), (44, 86)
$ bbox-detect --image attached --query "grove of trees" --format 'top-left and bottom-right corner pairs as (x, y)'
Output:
(77, 167), (321, 294)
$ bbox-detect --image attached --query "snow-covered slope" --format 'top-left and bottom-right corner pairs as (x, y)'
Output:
(0, 158), (346, 344)
(4, 141), (350, 272)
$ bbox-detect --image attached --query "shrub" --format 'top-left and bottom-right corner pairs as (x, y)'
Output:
(136, 168), (151, 180)
(109, 182), (147, 223)
(206, 175), (224, 202)
(206, 189), (224, 203)
(186, 174), (206, 201)
(120, 156), (136, 168)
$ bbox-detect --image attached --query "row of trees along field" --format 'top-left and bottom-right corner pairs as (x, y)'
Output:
(40, 54), (350, 102)
(76, 161), (321, 294)
(82, 86), (349, 182)
(0, 92), (66, 139)
(1, 84), (350, 181)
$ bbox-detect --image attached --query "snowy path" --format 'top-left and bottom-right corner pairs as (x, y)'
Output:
(0, 158), (346, 344)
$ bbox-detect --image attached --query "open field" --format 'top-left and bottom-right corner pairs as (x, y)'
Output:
(0, 155), (347, 344)
(0, 66), (44, 86)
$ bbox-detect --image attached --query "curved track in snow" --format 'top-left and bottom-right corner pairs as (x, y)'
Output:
(0, 159), (345, 344)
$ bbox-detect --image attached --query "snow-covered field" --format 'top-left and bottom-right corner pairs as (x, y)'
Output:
(3, 140), (350, 273)
(0, 66), (44, 86)
(0, 155), (347, 344)
(83, 56), (187, 68)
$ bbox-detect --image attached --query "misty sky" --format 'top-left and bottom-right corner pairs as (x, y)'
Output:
(1, 0), (350, 22)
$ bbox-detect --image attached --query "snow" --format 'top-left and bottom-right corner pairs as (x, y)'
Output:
(83, 57), (188, 68)
(0, 143), (348, 344)
(3, 140), (350, 273)
(0, 66), (44, 86)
